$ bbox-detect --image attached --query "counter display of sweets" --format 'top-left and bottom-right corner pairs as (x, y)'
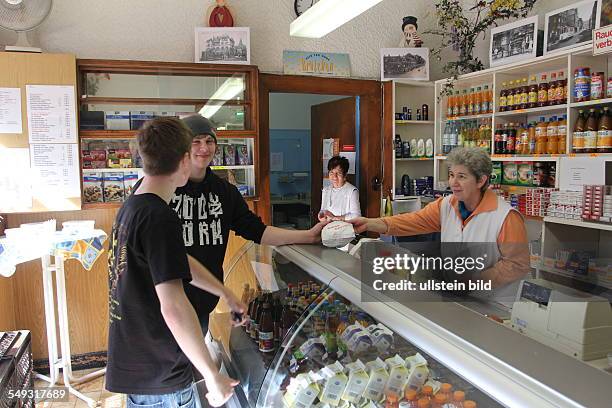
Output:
(280, 291), (485, 408)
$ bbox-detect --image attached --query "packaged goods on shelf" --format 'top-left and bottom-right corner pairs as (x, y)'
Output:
(443, 118), (491, 154)
(105, 111), (130, 130)
(446, 84), (492, 118)
(107, 148), (132, 168)
(547, 190), (583, 220)
(223, 144), (236, 166)
(123, 172), (139, 198)
(212, 145), (224, 165)
(129, 111), (155, 130)
(79, 110), (105, 130)
(83, 173), (103, 203)
(499, 72), (566, 112)
(156, 111), (177, 118)
(82, 150), (107, 169)
(582, 185), (612, 223)
(526, 188), (556, 217)
(103, 172), (124, 202)
(396, 104), (429, 121)
(237, 144), (251, 165)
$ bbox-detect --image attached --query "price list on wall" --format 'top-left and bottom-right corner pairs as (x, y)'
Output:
(30, 143), (80, 199)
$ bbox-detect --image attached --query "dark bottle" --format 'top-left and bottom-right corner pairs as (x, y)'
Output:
(528, 75), (538, 109)
(597, 106), (612, 153)
(416, 109), (422, 121)
(422, 104), (429, 121)
(584, 108), (599, 153)
(280, 302), (296, 342)
(395, 134), (403, 158)
(507, 123), (516, 155)
(250, 293), (264, 340)
(258, 301), (275, 353)
(494, 124), (502, 154)
(501, 123), (509, 154)
(407, 109), (412, 120)
(402, 106), (408, 120)
(537, 74), (548, 107)
(272, 296), (282, 344)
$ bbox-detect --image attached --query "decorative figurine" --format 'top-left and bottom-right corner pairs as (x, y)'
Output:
(399, 16), (423, 48)
(207, 0), (234, 27)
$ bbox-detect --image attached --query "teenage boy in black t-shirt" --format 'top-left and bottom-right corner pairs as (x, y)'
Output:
(106, 118), (240, 408)
(173, 114), (328, 332)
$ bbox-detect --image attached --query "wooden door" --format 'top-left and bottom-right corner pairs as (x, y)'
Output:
(310, 97), (357, 222)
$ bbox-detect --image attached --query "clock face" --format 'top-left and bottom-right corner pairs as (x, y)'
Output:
(295, 0), (314, 16)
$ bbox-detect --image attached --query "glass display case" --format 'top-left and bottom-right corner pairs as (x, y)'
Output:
(210, 242), (612, 408)
(76, 60), (259, 208)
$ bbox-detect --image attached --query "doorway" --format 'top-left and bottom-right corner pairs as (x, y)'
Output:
(258, 74), (383, 225)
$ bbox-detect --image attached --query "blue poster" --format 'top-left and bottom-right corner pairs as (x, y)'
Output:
(283, 50), (351, 77)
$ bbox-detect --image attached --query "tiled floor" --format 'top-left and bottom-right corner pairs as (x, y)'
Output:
(34, 368), (125, 408)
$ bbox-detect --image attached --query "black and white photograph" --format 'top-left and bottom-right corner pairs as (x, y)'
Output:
(545, 0), (601, 54)
(195, 27), (250, 64)
(490, 16), (538, 67)
(380, 47), (429, 81)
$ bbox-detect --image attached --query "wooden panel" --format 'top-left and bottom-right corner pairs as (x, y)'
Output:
(0, 277), (16, 331)
(382, 81), (394, 200)
(78, 59), (259, 77)
(3, 208), (117, 359)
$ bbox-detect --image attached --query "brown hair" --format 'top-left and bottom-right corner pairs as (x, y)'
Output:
(136, 117), (192, 176)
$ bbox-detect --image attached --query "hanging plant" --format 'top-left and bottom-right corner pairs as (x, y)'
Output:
(426, 0), (537, 99)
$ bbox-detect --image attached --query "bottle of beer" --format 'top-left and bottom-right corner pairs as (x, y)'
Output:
(258, 301), (275, 353)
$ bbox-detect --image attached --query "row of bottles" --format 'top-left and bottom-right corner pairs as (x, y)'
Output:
(493, 116), (567, 155)
(441, 119), (492, 154)
(446, 85), (493, 118)
(572, 108), (612, 153)
(499, 72), (567, 112)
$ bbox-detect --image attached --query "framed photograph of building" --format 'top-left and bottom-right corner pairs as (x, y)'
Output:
(544, 0), (601, 54)
(195, 27), (250, 64)
(380, 48), (429, 81)
(490, 16), (539, 67)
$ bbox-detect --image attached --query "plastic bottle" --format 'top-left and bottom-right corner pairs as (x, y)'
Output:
(518, 123), (529, 155)
(547, 72), (557, 106)
(556, 71), (566, 104)
(463, 401), (477, 408)
(520, 77), (529, 109)
(439, 383), (453, 401)
(474, 86), (482, 115)
(459, 90), (468, 116)
(584, 108), (599, 153)
(416, 398), (431, 408)
(538, 74), (548, 107)
(535, 116), (547, 155)
(419, 385), (433, 401)
(597, 106), (612, 153)
(482, 84), (492, 113)
(385, 394), (400, 408)
(546, 116), (558, 154)
(557, 114), (567, 154)
(507, 122), (516, 155)
(403, 389), (418, 407)
(467, 88), (475, 115)
(507, 80), (516, 110)
(499, 81), (508, 112)
(452, 91), (460, 117)
(528, 122), (536, 155)
(528, 75), (538, 108)
(258, 301), (275, 353)
(501, 123), (509, 154)
(447, 94), (454, 118)
(573, 110), (586, 153)
(431, 394), (448, 408)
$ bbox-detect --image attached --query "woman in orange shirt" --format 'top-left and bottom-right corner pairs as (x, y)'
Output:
(351, 147), (529, 289)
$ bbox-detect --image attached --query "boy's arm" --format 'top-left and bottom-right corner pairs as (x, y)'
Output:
(260, 222), (328, 246)
(187, 255), (246, 323)
(155, 279), (238, 407)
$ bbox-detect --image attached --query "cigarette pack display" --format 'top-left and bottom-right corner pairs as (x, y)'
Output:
(223, 144), (236, 166)
(103, 172), (124, 202)
(82, 150), (107, 169)
(105, 111), (130, 130)
(236, 145), (251, 165)
(212, 145), (224, 166)
(107, 149), (132, 168)
(83, 173), (103, 203)
(130, 111), (155, 130)
(123, 172), (139, 198)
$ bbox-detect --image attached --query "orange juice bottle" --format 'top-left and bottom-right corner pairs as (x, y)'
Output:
(447, 93), (455, 118)
(546, 116), (558, 154)
(385, 394), (399, 408)
(482, 84), (492, 113)
(417, 398), (431, 408)
(557, 114), (567, 154)
(439, 383), (452, 401)
(432, 393), (448, 408)
(464, 401), (477, 408)
(467, 87), (475, 115)
(452, 91), (460, 117)
(404, 389), (418, 407)
(474, 86), (483, 114)
(459, 90), (468, 116)
(535, 116), (548, 154)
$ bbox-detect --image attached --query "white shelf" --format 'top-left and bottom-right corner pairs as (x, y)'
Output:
(570, 98), (612, 109)
(532, 261), (612, 290)
(395, 120), (435, 125)
(396, 157), (434, 161)
(211, 165), (254, 170)
(435, 155), (447, 160)
(394, 79), (435, 87)
(443, 113), (492, 121)
(495, 104), (567, 118)
(543, 216), (612, 232)
(490, 155), (560, 162)
(83, 167), (141, 173)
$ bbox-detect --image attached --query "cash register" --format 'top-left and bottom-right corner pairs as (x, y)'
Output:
(510, 279), (612, 361)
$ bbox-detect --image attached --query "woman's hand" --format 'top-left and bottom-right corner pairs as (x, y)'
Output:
(318, 210), (335, 221)
(347, 217), (389, 234)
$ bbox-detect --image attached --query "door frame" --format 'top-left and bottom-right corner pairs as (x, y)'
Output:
(258, 73), (383, 224)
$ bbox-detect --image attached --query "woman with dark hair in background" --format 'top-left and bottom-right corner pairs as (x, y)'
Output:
(318, 156), (361, 222)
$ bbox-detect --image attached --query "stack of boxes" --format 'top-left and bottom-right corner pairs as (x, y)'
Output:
(526, 188), (555, 217)
(82, 111), (181, 131)
(547, 191), (583, 220)
(582, 185), (612, 223)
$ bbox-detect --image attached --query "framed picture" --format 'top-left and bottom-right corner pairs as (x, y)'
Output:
(490, 16), (539, 67)
(601, 0), (612, 27)
(194, 27), (250, 64)
(544, 0), (601, 54)
(380, 48), (429, 81)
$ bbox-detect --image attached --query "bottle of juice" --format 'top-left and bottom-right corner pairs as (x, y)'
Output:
(499, 81), (508, 112)
(573, 110), (586, 153)
(258, 301), (275, 353)
(584, 108), (599, 153)
(528, 75), (538, 108)
(452, 91), (460, 117)
(447, 93), (454, 118)
(459, 89), (468, 116)
(483, 84), (491, 113)
(546, 116), (558, 154)
(547, 72), (557, 106)
(507, 123), (516, 154)
(538, 74), (548, 107)
(520, 77), (529, 109)
(528, 122), (536, 155)
(419, 385), (434, 401)
(404, 389), (418, 408)
(463, 401), (477, 408)
(518, 123), (529, 155)
(474, 86), (482, 115)
(597, 106), (612, 153)
(432, 394), (448, 408)
(385, 394), (399, 408)
(439, 383), (453, 401)
(535, 116), (547, 154)
(417, 398), (431, 408)
(557, 114), (567, 154)
(507, 80), (516, 110)
(558, 71), (567, 104)
(467, 88), (476, 115)
(501, 123), (509, 154)
(452, 390), (466, 408)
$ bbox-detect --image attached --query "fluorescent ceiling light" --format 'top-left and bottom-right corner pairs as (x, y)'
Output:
(199, 76), (245, 119)
(290, 0), (384, 38)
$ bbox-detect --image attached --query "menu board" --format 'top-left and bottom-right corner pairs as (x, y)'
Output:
(26, 85), (77, 144)
(30, 144), (81, 201)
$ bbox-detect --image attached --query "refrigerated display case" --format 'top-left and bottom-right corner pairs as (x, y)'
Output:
(208, 243), (611, 408)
